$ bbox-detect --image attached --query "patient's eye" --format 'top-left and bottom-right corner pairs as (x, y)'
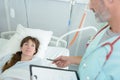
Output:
(24, 43), (28, 46)
(31, 44), (35, 47)
(23, 40), (35, 48)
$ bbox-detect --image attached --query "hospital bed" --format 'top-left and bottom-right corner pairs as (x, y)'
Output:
(0, 24), (70, 80)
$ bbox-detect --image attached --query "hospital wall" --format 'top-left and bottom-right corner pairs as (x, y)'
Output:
(0, 0), (105, 70)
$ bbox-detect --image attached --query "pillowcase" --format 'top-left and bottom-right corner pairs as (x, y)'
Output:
(0, 24), (53, 58)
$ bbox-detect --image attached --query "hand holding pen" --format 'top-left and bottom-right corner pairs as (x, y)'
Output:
(51, 56), (71, 68)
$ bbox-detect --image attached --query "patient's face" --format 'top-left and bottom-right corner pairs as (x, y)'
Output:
(21, 39), (36, 57)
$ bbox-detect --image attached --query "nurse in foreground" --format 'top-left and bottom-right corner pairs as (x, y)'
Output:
(53, 0), (120, 80)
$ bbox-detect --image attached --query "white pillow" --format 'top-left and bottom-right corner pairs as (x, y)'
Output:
(0, 24), (53, 58)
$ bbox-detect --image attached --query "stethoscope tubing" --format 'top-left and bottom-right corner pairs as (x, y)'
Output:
(93, 25), (120, 79)
(102, 36), (120, 61)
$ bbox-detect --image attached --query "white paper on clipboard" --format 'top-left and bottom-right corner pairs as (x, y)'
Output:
(30, 65), (80, 80)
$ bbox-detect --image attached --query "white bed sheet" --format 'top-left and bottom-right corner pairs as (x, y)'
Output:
(44, 46), (69, 59)
(0, 38), (8, 46)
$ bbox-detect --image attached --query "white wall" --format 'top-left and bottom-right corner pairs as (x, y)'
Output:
(0, 0), (8, 32)
(27, 0), (70, 36)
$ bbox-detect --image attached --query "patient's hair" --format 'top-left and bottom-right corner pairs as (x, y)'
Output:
(2, 36), (40, 72)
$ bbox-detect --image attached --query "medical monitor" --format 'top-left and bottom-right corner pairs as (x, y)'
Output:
(30, 65), (80, 80)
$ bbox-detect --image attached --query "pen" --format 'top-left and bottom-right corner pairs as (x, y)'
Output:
(46, 58), (55, 61)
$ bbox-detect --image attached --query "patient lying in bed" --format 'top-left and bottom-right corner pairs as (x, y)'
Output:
(0, 55), (53, 80)
(0, 36), (54, 80)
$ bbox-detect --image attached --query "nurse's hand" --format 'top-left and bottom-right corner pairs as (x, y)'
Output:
(52, 56), (71, 68)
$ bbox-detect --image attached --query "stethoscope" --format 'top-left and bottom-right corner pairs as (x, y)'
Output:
(92, 24), (120, 79)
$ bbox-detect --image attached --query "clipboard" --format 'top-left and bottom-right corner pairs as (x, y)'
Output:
(30, 65), (80, 80)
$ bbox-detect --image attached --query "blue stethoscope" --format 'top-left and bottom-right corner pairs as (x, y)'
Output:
(92, 24), (120, 79)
